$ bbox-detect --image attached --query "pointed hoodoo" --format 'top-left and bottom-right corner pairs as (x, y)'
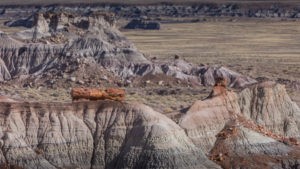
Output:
(208, 77), (228, 98)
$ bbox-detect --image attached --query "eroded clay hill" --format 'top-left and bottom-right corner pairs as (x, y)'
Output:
(0, 100), (220, 169)
(179, 80), (300, 153)
(239, 81), (300, 138)
(0, 80), (299, 168)
(210, 119), (300, 169)
(0, 12), (148, 87)
(0, 12), (256, 88)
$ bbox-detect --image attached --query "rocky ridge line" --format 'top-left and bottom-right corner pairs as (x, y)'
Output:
(2, 3), (300, 20)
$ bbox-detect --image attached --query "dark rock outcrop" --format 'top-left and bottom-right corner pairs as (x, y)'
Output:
(4, 15), (34, 28)
(3, 3), (300, 24)
(124, 19), (160, 30)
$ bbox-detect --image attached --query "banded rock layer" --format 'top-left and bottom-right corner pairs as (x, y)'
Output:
(239, 81), (300, 138)
(0, 12), (149, 83)
(179, 81), (300, 152)
(0, 101), (220, 169)
(179, 90), (240, 152)
(210, 119), (300, 169)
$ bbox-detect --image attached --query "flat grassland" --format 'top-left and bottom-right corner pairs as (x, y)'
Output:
(123, 20), (300, 81)
(122, 20), (300, 104)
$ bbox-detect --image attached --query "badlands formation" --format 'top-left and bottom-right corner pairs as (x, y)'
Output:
(0, 3), (298, 169)
(0, 78), (299, 169)
(0, 12), (257, 89)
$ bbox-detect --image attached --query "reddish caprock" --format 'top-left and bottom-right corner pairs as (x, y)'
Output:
(71, 87), (125, 101)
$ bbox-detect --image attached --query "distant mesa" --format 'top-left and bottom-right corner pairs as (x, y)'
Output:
(124, 19), (160, 30)
(1, 3), (300, 20)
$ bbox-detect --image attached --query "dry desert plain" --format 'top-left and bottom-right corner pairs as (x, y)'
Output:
(122, 19), (300, 107)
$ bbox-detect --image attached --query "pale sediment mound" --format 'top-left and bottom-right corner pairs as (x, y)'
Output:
(239, 81), (300, 138)
(179, 80), (241, 152)
(0, 32), (23, 48)
(209, 118), (300, 169)
(179, 80), (300, 153)
(0, 101), (220, 169)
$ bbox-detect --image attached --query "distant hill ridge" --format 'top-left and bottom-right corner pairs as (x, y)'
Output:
(0, 0), (300, 6)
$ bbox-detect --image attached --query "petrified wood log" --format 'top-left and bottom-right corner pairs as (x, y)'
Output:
(71, 88), (125, 101)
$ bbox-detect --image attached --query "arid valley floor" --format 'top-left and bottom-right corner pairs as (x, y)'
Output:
(123, 19), (300, 108)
